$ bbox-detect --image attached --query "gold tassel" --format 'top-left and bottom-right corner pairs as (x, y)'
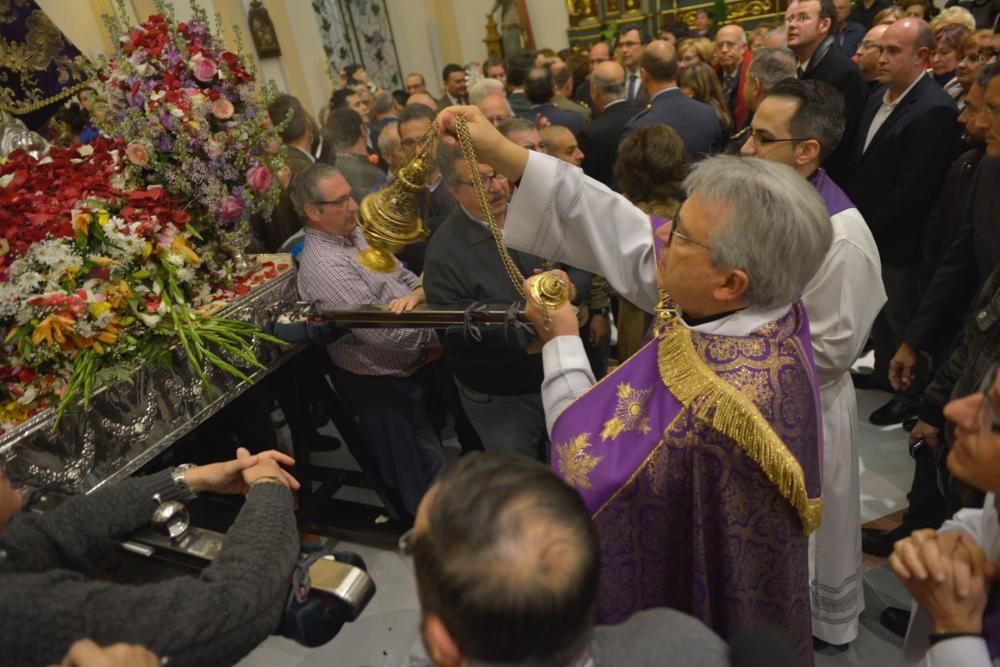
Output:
(656, 317), (823, 535)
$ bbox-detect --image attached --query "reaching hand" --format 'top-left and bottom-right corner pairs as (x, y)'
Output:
(59, 639), (160, 667)
(534, 113), (552, 131)
(890, 530), (993, 633)
(436, 105), (529, 182)
(890, 342), (920, 392)
(184, 448), (299, 494)
(241, 453), (294, 488)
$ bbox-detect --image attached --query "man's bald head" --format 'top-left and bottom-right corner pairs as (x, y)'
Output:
(639, 39), (679, 83)
(407, 92), (438, 111)
(877, 18), (934, 93)
(540, 125), (583, 166)
(590, 60), (626, 111)
(716, 25), (748, 71)
(589, 41), (610, 65)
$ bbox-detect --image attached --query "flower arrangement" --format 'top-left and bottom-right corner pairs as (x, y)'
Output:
(93, 1), (283, 242)
(0, 141), (281, 433)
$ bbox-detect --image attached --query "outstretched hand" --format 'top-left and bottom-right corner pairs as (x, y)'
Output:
(184, 448), (299, 495)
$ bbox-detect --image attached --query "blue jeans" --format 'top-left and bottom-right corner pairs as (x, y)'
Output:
(456, 381), (548, 461)
(332, 367), (445, 515)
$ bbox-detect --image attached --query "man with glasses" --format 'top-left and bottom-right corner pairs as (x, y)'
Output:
(741, 78), (884, 647)
(786, 0), (867, 181)
(422, 143), (550, 460)
(858, 23), (891, 92)
(397, 103), (457, 240)
(889, 341), (1000, 664)
(435, 105), (832, 660)
(618, 27), (649, 106)
(294, 163), (446, 518)
(714, 24), (754, 129)
(844, 18), (960, 427)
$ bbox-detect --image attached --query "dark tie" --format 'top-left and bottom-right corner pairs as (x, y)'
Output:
(627, 74), (638, 103)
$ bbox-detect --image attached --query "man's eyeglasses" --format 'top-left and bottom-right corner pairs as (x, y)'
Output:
(749, 129), (816, 146)
(716, 40), (742, 50)
(983, 103), (1000, 117)
(457, 173), (508, 188)
(666, 214), (711, 251)
(311, 195), (353, 208)
(785, 12), (817, 24)
(400, 138), (420, 150)
(977, 364), (1000, 435)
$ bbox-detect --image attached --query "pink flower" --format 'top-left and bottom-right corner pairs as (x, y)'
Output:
(192, 57), (218, 82)
(220, 195), (244, 219)
(210, 97), (234, 119)
(125, 142), (150, 166)
(246, 165), (272, 192)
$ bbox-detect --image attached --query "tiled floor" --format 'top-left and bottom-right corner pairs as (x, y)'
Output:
(238, 385), (919, 667)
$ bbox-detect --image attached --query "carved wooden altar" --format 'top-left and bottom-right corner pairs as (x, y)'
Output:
(567, 0), (791, 48)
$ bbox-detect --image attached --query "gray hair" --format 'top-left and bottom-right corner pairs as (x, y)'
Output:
(372, 90), (395, 115)
(290, 163), (342, 221)
(767, 27), (787, 44)
(377, 120), (400, 155)
(591, 69), (625, 100)
(685, 155), (832, 309)
(747, 47), (798, 93)
(469, 77), (506, 105)
(497, 117), (536, 138)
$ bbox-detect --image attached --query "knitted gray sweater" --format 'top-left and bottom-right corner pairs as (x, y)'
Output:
(0, 469), (299, 667)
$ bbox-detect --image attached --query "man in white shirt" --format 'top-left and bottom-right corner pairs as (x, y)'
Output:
(890, 364), (1000, 666)
(741, 77), (885, 646)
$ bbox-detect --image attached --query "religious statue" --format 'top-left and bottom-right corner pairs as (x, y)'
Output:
(491, 0), (524, 59)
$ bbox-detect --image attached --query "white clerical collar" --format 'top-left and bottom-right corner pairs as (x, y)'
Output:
(883, 71), (924, 108)
(685, 304), (792, 337)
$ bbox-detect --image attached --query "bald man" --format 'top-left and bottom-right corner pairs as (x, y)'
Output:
(857, 23), (890, 90)
(478, 91), (514, 127)
(407, 92), (438, 112)
(577, 61), (634, 186)
(844, 18), (960, 426)
(715, 24), (753, 129)
(541, 126), (584, 167)
(624, 39), (723, 159)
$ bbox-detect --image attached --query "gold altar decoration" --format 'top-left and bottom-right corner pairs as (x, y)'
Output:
(484, 14), (503, 61)
(355, 117), (570, 311)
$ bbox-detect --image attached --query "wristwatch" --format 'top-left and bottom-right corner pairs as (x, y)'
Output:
(171, 463), (197, 495)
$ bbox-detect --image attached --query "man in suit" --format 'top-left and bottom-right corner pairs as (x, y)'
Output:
(619, 27), (650, 107)
(525, 66), (586, 135)
(552, 61), (593, 122)
(326, 107), (385, 202)
(578, 61), (634, 187)
(787, 0), (868, 181)
(725, 46), (798, 152)
(437, 63), (468, 108)
(263, 94), (315, 251)
(573, 41), (611, 111)
(844, 18), (960, 425)
(624, 40), (723, 159)
(715, 25), (754, 131)
(506, 52), (537, 121)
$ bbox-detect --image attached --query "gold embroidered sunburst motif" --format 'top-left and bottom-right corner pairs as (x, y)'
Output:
(600, 383), (653, 440)
(555, 433), (603, 489)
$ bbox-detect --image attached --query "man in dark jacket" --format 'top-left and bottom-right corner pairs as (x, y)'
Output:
(844, 18), (960, 425)
(525, 66), (586, 135)
(787, 0), (868, 182)
(624, 40), (723, 159)
(0, 450), (299, 666)
(578, 60), (634, 187)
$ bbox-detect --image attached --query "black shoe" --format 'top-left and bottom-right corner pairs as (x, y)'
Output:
(851, 372), (876, 390)
(879, 607), (911, 638)
(870, 397), (919, 426)
(902, 416), (919, 432)
(862, 523), (918, 558)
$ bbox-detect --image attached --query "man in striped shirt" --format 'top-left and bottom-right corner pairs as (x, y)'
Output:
(294, 163), (445, 516)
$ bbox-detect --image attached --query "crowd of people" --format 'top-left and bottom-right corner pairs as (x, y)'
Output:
(12, 0), (1000, 664)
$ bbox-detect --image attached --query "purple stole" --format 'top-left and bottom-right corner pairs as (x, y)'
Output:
(809, 167), (855, 217)
(551, 285), (823, 663)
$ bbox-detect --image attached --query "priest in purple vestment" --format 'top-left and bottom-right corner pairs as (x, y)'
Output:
(434, 105), (833, 663)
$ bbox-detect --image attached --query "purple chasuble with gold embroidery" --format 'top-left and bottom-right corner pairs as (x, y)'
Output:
(550, 299), (823, 663)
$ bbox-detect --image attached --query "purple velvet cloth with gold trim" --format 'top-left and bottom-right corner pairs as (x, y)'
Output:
(550, 299), (823, 663)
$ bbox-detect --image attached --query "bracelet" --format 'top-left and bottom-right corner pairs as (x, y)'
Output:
(928, 632), (984, 645)
(251, 475), (285, 487)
